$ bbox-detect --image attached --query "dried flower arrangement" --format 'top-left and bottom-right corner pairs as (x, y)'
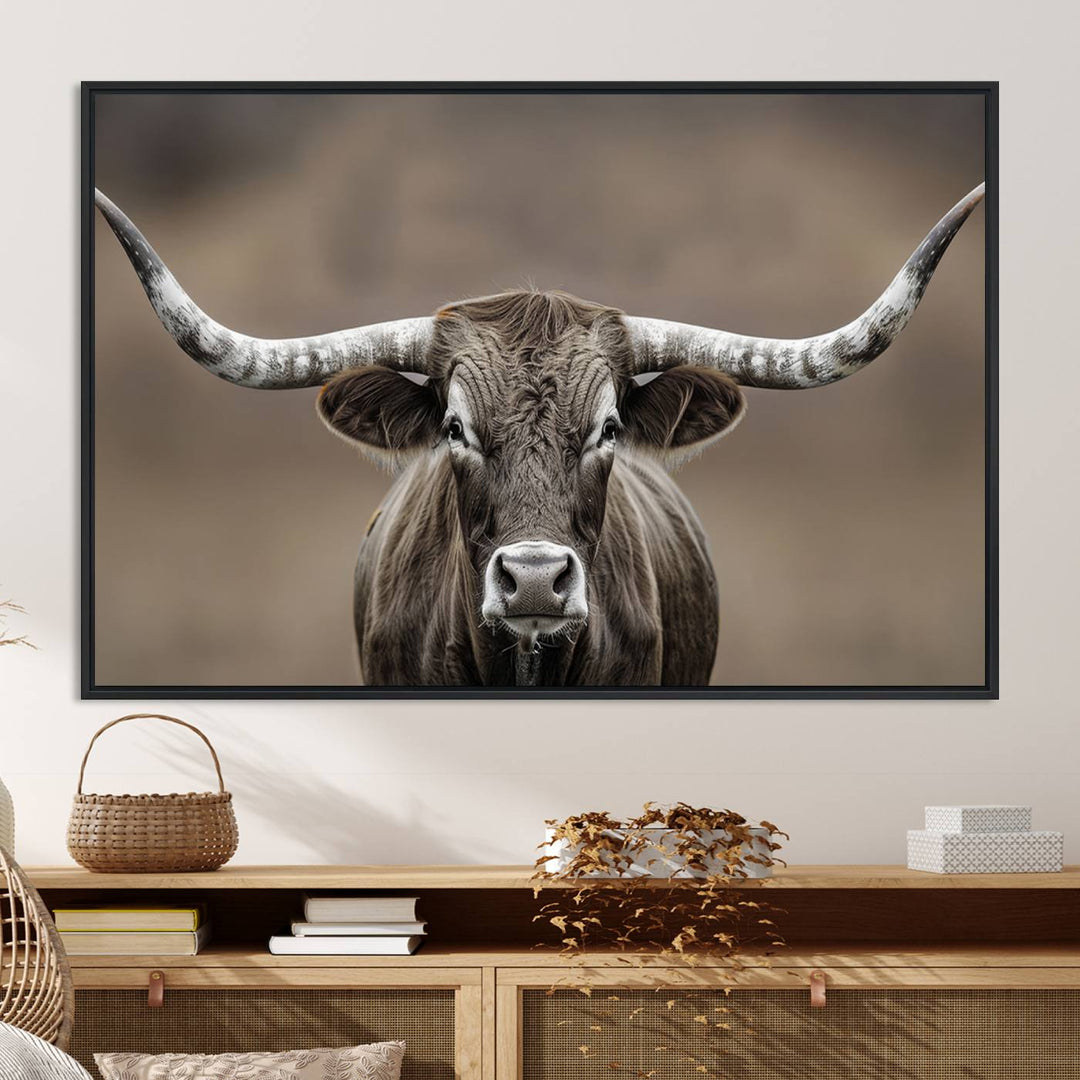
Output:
(533, 803), (787, 1077)
(0, 597), (35, 650)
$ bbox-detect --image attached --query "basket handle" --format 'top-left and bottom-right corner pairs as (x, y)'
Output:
(77, 714), (227, 795)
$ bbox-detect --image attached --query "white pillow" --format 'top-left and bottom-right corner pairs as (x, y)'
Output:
(94, 1041), (404, 1080)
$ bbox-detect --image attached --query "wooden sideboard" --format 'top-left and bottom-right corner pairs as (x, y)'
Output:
(28, 865), (1080, 1079)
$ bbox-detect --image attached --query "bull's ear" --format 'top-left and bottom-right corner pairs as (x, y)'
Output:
(317, 366), (442, 459)
(621, 366), (746, 459)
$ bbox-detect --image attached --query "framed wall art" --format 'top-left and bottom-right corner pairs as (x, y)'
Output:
(82, 82), (997, 699)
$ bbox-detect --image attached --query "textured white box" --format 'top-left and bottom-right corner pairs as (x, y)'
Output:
(924, 805), (1032, 833)
(907, 829), (1063, 874)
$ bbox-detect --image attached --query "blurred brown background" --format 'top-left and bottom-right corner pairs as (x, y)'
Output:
(92, 91), (985, 688)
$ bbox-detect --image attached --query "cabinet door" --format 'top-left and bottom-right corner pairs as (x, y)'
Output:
(507, 982), (1080, 1079)
(72, 973), (481, 1080)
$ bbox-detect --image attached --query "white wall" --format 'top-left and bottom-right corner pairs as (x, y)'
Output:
(2, 0), (1077, 869)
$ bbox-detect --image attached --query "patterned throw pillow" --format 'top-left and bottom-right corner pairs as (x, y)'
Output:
(94, 1041), (405, 1080)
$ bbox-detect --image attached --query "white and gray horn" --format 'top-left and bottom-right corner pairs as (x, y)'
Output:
(625, 183), (985, 389)
(94, 189), (433, 389)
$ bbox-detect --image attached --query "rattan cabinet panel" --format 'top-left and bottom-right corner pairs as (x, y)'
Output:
(71, 988), (455, 1080)
(522, 988), (1080, 1079)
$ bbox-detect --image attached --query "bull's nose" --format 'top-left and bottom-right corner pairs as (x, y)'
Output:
(481, 541), (587, 629)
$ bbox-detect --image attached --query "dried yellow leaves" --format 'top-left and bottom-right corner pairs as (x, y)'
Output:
(532, 803), (787, 1078)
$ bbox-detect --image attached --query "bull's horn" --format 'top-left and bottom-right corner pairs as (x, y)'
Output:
(94, 189), (433, 388)
(624, 182), (985, 389)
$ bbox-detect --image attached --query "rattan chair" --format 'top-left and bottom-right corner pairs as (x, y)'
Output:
(0, 1023), (91, 1080)
(1, 847), (74, 1051)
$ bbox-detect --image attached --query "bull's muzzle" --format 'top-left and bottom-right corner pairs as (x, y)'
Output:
(481, 541), (587, 636)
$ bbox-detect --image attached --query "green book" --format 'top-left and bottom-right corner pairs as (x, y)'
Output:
(53, 905), (205, 932)
(59, 924), (211, 956)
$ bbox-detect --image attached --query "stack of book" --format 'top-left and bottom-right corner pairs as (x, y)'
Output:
(269, 895), (425, 955)
(54, 905), (210, 956)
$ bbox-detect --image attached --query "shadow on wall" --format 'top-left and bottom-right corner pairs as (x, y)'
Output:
(145, 724), (507, 864)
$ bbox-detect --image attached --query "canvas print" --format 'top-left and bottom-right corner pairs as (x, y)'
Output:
(86, 86), (994, 696)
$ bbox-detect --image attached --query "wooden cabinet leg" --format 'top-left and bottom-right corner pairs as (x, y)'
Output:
(455, 984), (484, 1080)
(495, 984), (522, 1080)
(482, 968), (497, 1080)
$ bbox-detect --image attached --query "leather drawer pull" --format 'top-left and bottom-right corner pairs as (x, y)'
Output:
(148, 970), (165, 1008)
(809, 970), (827, 1008)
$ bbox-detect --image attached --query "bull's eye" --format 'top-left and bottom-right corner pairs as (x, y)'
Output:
(600, 418), (618, 445)
(447, 418), (466, 444)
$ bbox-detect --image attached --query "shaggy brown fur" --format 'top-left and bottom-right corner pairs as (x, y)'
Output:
(435, 290), (629, 356)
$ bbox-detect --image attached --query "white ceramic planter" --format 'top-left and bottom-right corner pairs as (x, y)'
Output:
(542, 825), (774, 879)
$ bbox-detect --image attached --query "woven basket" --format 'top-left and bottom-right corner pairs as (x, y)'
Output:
(66, 714), (238, 874)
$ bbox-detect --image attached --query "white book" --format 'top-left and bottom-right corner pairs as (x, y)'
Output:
(269, 935), (422, 956)
(291, 921), (427, 936)
(302, 895), (419, 922)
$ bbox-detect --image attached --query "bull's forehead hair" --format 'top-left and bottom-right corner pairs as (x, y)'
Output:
(429, 289), (631, 436)
(431, 290), (631, 374)
(435, 289), (626, 349)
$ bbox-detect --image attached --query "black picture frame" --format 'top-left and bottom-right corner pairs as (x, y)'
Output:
(81, 81), (998, 700)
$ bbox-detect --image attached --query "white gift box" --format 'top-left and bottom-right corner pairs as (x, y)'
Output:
(924, 805), (1032, 833)
(908, 829), (1063, 874)
(542, 826), (774, 879)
